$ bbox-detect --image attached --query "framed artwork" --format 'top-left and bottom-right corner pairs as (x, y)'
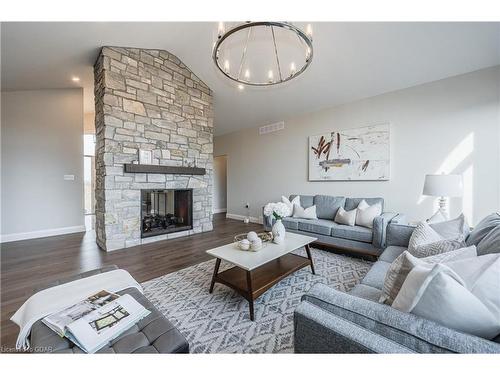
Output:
(308, 124), (390, 181)
(139, 149), (152, 165)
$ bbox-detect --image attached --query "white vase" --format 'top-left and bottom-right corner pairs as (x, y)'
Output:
(272, 219), (286, 244)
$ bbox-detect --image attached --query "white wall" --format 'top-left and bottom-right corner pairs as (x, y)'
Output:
(1, 89), (85, 241)
(213, 155), (227, 212)
(215, 66), (500, 225)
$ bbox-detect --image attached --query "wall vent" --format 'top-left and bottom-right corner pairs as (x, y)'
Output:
(259, 121), (285, 135)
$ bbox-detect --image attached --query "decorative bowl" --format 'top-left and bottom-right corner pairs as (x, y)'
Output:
(234, 231), (273, 243)
(234, 231), (272, 251)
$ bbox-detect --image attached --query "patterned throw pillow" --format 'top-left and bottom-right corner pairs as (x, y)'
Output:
(410, 238), (465, 258)
(379, 245), (477, 305)
(408, 221), (465, 257)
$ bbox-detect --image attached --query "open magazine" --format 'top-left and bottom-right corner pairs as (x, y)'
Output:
(43, 291), (120, 337)
(43, 291), (150, 353)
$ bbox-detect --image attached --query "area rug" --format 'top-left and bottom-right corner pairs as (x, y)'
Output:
(142, 247), (373, 353)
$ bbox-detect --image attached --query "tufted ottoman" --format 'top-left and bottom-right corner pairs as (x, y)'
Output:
(29, 265), (189, 353)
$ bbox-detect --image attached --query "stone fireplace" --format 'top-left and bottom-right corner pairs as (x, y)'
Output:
(94, 47), (213, 251)
(141, 189), (193, 238)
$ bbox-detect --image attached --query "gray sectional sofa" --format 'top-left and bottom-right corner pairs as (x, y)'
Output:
(294, 216), (500, 353)
(263, 195), (405, 256)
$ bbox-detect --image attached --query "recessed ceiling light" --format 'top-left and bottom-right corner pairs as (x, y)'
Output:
(71, 76), (80, 82)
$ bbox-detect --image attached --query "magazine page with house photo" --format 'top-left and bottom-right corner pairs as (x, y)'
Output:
(65, 294), (150, 353)
(42, 290), (119, 337)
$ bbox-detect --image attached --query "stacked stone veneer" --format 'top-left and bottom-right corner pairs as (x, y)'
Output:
(94, 47), (214, 251)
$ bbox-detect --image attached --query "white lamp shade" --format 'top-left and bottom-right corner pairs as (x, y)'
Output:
(423, 174), (463, 197)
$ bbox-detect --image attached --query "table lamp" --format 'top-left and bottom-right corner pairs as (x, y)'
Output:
(422, 174), (463, 220)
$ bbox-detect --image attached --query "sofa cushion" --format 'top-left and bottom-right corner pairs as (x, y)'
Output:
(313, 195), (345, 220)
(378, 246), (407, 263)
(298, 219), (336, 236)
(290, 194), (314, 208)
(386, 223), (415, 247)
(466, 212), (500, 246)
(345, 197), (384, 212)
(282, 217), (300, 230)
(361, 261), (391, 289)
(331, 224), (373, 243)
(349, 284), (382, 302)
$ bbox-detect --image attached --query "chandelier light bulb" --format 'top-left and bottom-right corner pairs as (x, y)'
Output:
(290, 62), (296, 75)
(268, 70), (274, 82)
(224, 60), (230, 73)
(244, 69), (250, 80)
(306, 24), (313, 39)
(238, 84), (244, 90)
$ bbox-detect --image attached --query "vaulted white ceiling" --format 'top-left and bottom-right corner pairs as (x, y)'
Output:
(2, 22), (499, 135)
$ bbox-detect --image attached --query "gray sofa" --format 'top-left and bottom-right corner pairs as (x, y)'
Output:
(263, 195), (405, 256)
(294, 215), (500, 353)
(29, 266), (189, 353)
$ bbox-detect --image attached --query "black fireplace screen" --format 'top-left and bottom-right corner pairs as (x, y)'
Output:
(141, 189), (193, 238)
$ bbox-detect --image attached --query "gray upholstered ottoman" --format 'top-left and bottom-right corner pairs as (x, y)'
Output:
(29, 266), (189, 353)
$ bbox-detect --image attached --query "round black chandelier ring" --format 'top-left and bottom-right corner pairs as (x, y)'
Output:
(212, 21), (314, 87)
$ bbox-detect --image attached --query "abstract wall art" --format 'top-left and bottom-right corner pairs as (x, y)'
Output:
(308, 124), (390, 181)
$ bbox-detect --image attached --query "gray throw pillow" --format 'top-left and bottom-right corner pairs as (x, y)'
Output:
(466, 212), (500, 246)
(476, 225), (500, 255)
(430, 213), (469, 240)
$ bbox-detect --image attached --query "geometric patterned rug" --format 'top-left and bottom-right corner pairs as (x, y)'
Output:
(142, 247), (373, 353)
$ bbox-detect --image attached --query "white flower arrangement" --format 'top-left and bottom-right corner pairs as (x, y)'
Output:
(264, 202), (289, 220)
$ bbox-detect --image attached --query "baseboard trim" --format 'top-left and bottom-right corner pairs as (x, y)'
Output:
(0, 225), (87, 243)
(213, 208), (227, 214)
(226, 213), (263, 225)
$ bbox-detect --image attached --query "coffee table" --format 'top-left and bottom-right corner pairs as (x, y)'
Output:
(206, 232), (317, 321)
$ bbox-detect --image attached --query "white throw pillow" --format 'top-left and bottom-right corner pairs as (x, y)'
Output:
(408, 222), (465, 257)
(334, 207), (357, 226)
(392, 254), (500, 339)
(379, 246), (477, 305)
(355, 200), (382, 228)
(281, 195), (300, 217)
(292, 204), (317, 220)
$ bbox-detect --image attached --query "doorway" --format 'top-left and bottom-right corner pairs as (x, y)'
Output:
(84, 133), (96, 230)
(213, 155), (227, 214)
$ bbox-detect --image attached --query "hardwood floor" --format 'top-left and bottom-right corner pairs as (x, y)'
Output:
(0, 213), (262, 351)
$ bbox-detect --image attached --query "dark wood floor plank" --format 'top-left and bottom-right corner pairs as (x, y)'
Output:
(0, 214), (262, 351)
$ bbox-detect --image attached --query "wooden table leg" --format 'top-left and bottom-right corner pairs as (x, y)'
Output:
(209, 258), (221, 293)
(305, 244), (316, 275)
(246, 270), (255, 321)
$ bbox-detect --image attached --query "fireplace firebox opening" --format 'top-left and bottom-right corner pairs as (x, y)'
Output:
(141, 189), (193, 238)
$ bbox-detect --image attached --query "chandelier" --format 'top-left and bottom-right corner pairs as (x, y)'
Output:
(212, 22), (313, 88)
